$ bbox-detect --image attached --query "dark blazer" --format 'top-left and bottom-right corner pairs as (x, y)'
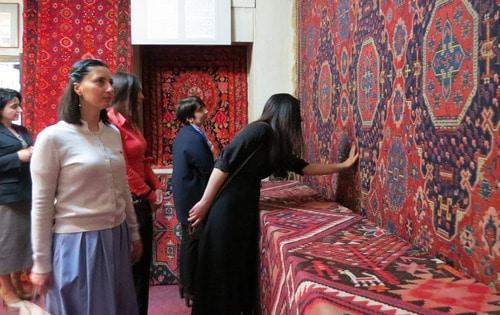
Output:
(172, 125), (214, 225)
(0, 123), (32, 204)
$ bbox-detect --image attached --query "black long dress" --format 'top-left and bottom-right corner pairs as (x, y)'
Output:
(192, 121), (308, 314)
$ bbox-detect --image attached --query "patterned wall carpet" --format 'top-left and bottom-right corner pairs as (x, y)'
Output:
(141, 45), (248, 166)
(298, 0), (499, 289)
(22, 0), (131, 134)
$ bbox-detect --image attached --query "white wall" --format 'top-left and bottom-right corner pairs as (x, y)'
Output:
(247, 0), (296, 122)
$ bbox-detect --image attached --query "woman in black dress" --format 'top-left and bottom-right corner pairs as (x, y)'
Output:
(188, 93), (359, 314)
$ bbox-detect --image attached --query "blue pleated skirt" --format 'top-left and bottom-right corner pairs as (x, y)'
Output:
(46, 222), (138, 315)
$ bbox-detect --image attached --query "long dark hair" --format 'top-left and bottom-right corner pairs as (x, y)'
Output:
(58, 59), (110, 125)
(111, 72), (141, 127)
(258, 93), (304, 175)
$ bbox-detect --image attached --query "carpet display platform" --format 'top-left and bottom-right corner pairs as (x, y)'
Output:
(259, 181), (500, 315)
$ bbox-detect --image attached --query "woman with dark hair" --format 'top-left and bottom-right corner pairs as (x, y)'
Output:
(0, 88), (33, 310)
(172, 96), (214, 307)
(188, 93), (359, 314)
(30, 59), (142, 315)
(107, 72), (162, 315)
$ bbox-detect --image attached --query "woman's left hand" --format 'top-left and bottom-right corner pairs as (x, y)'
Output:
(30, 272), (52, 295)
(343, 144), (359, 169)
(188, 200), (210, 228)
(131, 240), (143, 264)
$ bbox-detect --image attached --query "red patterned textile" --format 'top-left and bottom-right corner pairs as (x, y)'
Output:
(260, 180), (323, 206)
(298, 0), (500, 288)
(260, 201), (360, 315)
(22, 0), (131, 134)
(259, 182), (500, 314)
(150, 170), (181, 285)
(141, 46), (248, 166)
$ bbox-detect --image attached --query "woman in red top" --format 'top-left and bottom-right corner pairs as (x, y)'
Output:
(108, 72), (162, 315)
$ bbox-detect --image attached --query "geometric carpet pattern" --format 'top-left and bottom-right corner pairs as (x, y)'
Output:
(151, 170), (181, 285)
(260, 180), (324, 206)
(259, 181), (500, 314)
(298, 0), (500, 289)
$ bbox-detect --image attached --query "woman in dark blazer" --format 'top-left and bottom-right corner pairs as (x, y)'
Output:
(0, 88), (33, 310)
(172, 96), (214, 306)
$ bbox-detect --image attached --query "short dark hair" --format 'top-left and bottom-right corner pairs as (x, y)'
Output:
(176, 96), (205, 125)
(111, 72), (141, 127)
(0, 88), (22, 117)
(58, 59), (110, 125)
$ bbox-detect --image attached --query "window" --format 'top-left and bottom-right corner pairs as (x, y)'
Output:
(0, 56), (21, 124)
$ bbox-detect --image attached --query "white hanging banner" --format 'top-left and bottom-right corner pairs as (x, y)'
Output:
(131, 0), (231, 45)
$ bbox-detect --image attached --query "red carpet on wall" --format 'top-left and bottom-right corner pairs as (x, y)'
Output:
(298, 0), (500, 289)
(141, 45), (248, 166)
(150, 172), (182, 285)
(22, 0), (131, 134)
(259, 181), (500, 315)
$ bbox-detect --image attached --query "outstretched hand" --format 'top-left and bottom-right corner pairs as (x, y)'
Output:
(343, 144), (359, 169)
